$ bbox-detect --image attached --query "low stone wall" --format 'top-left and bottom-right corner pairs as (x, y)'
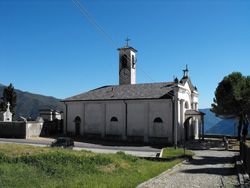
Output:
(0, 122), (26, 138)
(0, 118), (44, 139)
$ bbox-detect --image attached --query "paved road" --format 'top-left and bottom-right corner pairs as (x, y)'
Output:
(138, 148), (239, 188)
(0, 137), (161, 157)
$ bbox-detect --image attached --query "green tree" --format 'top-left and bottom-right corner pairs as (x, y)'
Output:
(211, 72), (250, 141)
(0, 83), (17, 120)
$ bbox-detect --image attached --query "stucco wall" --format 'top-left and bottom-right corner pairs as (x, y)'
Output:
(148, 101), (172, 138)
(67, 102), (83, 134)
(105, 102), (125, 136)
(26, 122), (43, 138)
(64, 99), (173, 144)
(127, 101), (146, 137)
(85, 103), (104, 135)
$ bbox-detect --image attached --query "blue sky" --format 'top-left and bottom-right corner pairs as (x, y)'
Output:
(0, 0), (250, 108)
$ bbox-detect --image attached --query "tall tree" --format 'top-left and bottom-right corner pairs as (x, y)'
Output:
(211, 72), (250, 141)
(0, 83), (17, 119)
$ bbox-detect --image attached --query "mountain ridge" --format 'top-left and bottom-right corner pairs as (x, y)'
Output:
(0, 84), (64, 119)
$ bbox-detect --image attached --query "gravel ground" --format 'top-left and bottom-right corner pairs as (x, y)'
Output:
(138, 149), (239, 188)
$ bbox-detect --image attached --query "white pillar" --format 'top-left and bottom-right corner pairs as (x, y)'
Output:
(195, 102), (198, 111)
(180, 100), (184, 141)
(194, 118), (199, 139)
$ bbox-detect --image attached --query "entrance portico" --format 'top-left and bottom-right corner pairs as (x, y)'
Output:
(185, 110), (205, 140)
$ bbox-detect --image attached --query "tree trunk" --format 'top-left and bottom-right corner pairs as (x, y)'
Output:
(242, 116), (249, 142)
(237, 117), (243, 141)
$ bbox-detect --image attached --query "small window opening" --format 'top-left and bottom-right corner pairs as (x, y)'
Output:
(121, 55), (127, 68)
(110, 117), (118, 122)
(154, 117), (163, 123)
(74, 116), (81, 122)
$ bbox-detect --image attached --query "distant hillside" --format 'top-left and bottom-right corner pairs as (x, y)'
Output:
(206, 119), (250, 136)
(206, 119), (238, 135)
(199, 108), (222, 132)
(0, 84), (64, 120)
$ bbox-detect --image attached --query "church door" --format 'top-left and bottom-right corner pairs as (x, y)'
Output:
(74, 116), (81, 136)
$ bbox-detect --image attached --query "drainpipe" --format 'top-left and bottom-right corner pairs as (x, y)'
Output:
(172, 98), (175, 146)
(63, 102), (68, 135)
(123, 100), (128, 140)
(174, 77), (179, 149)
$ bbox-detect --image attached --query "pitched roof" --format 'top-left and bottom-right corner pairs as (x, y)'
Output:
(61, 82), (174, 102)
(185, 110), (206, 115)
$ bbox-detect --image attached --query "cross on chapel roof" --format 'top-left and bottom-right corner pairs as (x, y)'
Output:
(183, 64), (189, 78)
(7, 102), (10, 112)
(125, 37), (130, 46)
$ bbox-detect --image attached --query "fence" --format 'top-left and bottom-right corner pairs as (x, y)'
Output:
(240, 141), (250, 176)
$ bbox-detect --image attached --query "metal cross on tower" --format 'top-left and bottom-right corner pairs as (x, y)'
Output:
(125, 37), (130, 46)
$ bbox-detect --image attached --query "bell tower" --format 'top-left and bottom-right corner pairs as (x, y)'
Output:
(117, 37), (137, 85)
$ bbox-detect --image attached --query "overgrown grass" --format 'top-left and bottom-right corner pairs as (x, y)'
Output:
(161, 148), (195, 158)
(0, 144), (186, 188)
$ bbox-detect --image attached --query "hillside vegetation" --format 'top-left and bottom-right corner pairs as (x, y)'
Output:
(0, 84), (63, 119)
(0, 144), (186, 188)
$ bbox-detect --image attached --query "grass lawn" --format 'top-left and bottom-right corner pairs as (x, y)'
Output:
(161, 148), (195, 158)
(0, 143), (192, 188)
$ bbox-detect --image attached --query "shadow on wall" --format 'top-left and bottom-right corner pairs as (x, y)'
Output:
(40, 119), (63, 136)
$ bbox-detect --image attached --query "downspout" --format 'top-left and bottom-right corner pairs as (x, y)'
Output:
(63, 102), (68, 135)
(172, 98), (175, 146)
(174, 77), (179, 149)
(123, 100), (128, 139)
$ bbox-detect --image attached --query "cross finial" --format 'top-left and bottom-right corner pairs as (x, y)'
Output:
(125, 37), (130, 46)
(7, 102), (10, 112)
(183, 64), (189, 78)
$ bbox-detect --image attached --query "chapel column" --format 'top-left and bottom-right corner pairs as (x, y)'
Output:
(194, 118), (199, 139)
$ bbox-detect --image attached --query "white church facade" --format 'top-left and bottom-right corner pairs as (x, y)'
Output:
(61, 42), (205, 145)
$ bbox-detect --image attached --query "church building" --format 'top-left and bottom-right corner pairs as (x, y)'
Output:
(61, 41), (205, 145)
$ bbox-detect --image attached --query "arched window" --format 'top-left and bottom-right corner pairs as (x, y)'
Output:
(110, 117), (118, 122)
(121, 55), (127, 68)
(74, 116), (81, 122)
(154, 117), (163, 123)
(185, 101), (189, 109)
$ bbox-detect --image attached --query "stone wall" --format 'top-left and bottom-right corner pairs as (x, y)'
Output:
(0, 118), (44, 139)
(0, 121), (26, 138)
